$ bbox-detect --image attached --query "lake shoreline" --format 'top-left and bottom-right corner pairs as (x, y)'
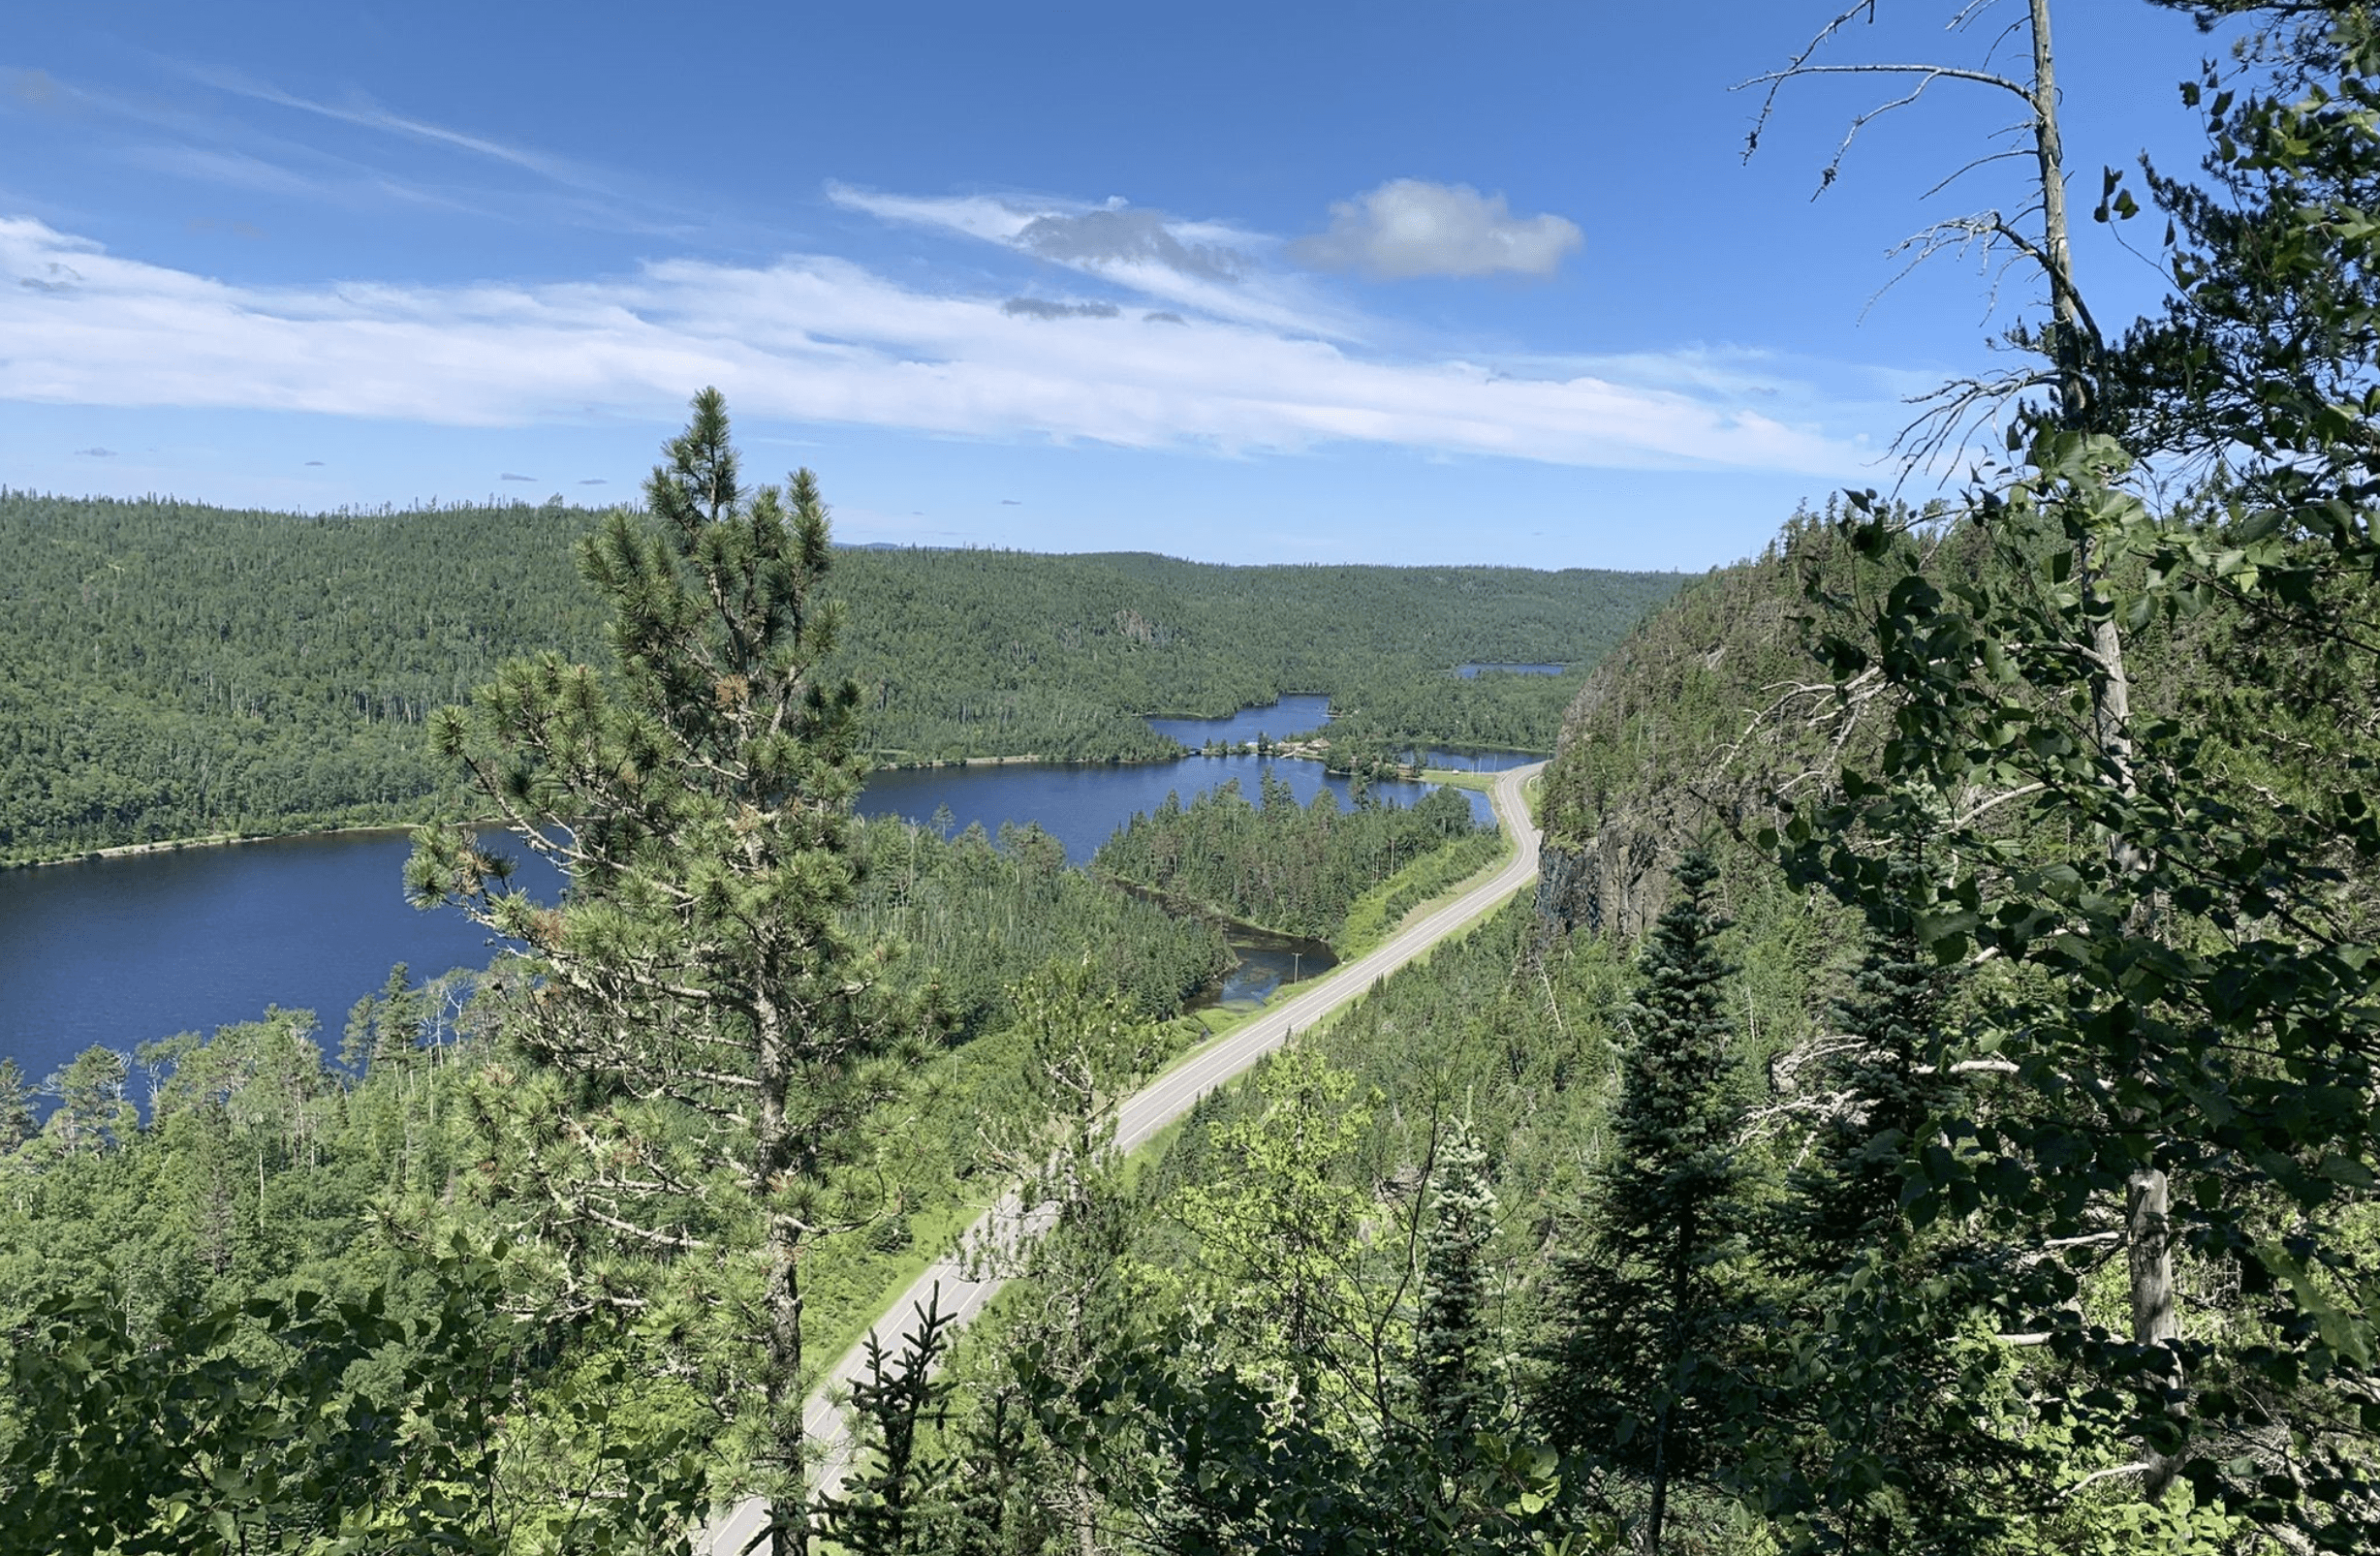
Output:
(3, 731), (1542, 872)
(0, 755), (1272, 871)
(4, 820), (456, 873)
(1, 716), (1511, 1080)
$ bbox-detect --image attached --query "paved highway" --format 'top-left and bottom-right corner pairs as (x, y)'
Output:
(699, 761), (1545, 1554)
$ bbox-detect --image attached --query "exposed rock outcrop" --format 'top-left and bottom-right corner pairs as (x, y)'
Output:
(1533, 507), (1893, 944)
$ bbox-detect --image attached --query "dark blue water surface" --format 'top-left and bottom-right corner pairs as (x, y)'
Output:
(0, 829), (565, 1081)
(859, 751), (1481, 864)
(1456, 663), (1568, 678)
(0, 701), (1497, 1084)
(1401, 747), (1542, 773)
(1144, 694), (1332, 748)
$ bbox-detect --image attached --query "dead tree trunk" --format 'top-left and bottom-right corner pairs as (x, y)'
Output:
(2025, 0), (2182, 1493)
(1749, 0), (2178, 1500)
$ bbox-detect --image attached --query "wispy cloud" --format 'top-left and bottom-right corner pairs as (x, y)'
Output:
(175, 64), (618, 196)
(125, 144), (327, 198)
(827, 184), (1355, 339)
(3, 60), (703, 237)
(0, 215), (1871, 475)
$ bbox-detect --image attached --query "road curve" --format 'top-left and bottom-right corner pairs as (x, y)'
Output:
(699, 762), (1544, 1554)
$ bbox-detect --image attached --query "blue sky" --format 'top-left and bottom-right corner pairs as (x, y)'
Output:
(3, 1), (2239, 569)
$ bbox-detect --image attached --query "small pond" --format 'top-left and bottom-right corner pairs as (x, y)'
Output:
(1193, 924), (1336, 1011)
(1400, 747), (1542, 773)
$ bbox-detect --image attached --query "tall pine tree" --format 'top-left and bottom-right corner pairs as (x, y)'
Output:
(408, 389), (933, 1555)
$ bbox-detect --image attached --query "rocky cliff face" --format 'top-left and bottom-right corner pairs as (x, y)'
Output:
(1532, 509), (1884, 944)
(1534, 801), (1677, 943)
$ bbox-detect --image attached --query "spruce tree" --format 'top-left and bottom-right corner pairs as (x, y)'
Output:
(1765, 856), (2030, 1553)
(1785, 857), (1950, 1277)
(1548, 848), (1748, 1556)
(817, 1295), (958, 1556)
(916, 1387), (1049, 1556)
(340, 962), (424, 1074)
(1415, 1115), (1497, 1455)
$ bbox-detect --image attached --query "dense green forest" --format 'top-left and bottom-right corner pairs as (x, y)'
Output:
(11, 4), (2380, 1555)
(0, 492), (1671, 864)
(1091, 772), (1493, 942)
(1304, 666), (1592, 775)
(810, 5), (2380, 1552)
(849, 814), (1229, 1039)
(0, 803), (1252, 1548)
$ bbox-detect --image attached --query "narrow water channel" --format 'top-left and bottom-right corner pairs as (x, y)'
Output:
(1190, 924), (1337, 1011)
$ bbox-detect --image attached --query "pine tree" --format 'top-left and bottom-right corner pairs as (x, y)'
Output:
(1547, 848), (1748, 1556)
(408, 389), (933, 1555)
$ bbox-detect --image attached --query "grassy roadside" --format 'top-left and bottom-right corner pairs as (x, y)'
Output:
(796, 792), (1544, 1550)
(904, 893), (1529, 1495)
(1337, 828), (1508, 958)
(792, 996), (1284, 1385)
(1415, 766), (1499, 793)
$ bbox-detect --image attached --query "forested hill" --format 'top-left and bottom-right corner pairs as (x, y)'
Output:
(1010, 485), (2380, 1548)
(0, 490), (1676, 864)
(831, 545), (1673, 762)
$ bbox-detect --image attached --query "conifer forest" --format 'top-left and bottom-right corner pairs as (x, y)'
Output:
(7, 4), (2380, 1555)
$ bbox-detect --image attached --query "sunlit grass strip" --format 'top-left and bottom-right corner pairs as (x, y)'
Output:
(1337, 828), (1508, 959)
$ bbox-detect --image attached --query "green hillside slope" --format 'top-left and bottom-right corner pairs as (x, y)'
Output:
(0, 490), (1676, 863)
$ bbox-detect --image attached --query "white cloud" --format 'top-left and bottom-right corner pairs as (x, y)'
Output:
(827, 185), (1039, 245)
(1292, 179), (1582, 279)
(0, 216), (1860, 476)
(826, 183), (1350, 339)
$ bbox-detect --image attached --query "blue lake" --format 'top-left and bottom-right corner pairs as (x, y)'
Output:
(1144, 694), (1332, 748)
(0, 829), (565, 1079)
(857, 748), (1475, 864)
(0, 702), (1497, 1085)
